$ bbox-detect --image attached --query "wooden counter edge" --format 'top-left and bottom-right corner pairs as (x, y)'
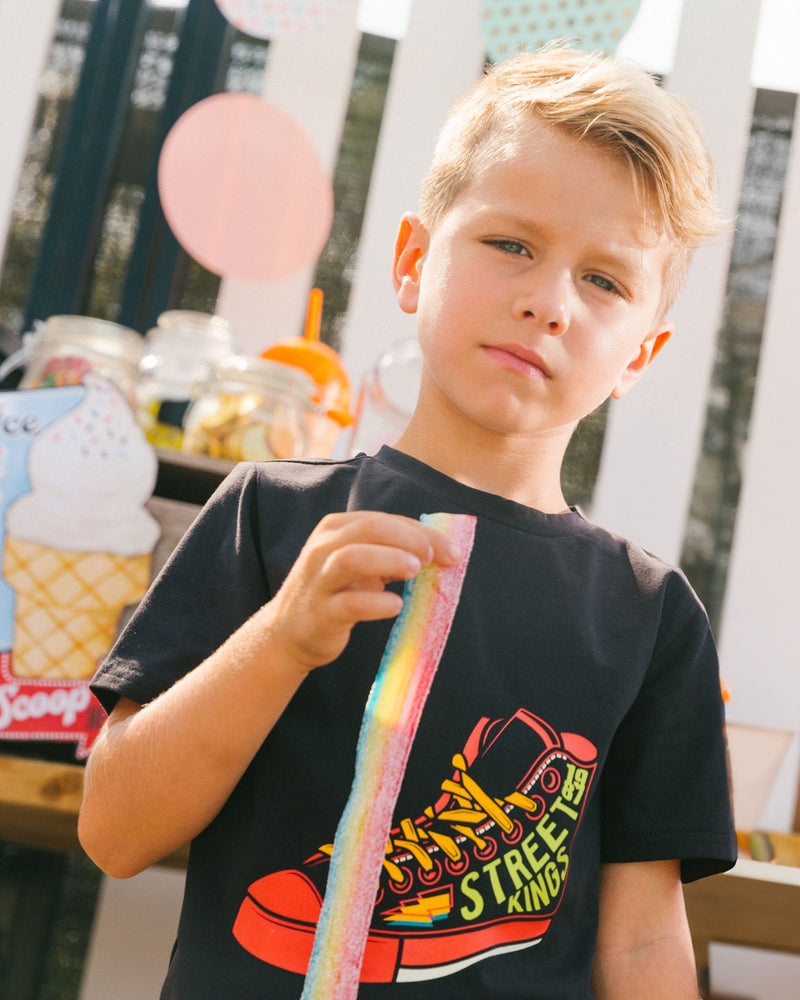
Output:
(683, 859), (800, 957)
(684, 859), (800, 997)
(0, 753), (189, 868)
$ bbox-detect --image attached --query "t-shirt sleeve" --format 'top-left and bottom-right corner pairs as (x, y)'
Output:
(599, 573), (737, 882)
(90, 463), (272, 713)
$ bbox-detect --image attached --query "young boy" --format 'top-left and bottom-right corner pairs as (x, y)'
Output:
(79, 45), (736, 999)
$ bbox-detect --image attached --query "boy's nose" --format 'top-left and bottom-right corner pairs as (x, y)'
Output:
(511, 275), (570, 335)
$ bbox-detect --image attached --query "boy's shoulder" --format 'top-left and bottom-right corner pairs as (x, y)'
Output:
(579, 512), (705, 613)
(586, 521), (715, 661)
(218, 452), (369, 507)
(235, 453), (367, 488)
(208, 454), (369, 537)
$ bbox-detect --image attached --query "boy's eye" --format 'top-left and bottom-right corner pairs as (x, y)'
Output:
(487, 239), (528, 257)
(586, 273), (621, 295)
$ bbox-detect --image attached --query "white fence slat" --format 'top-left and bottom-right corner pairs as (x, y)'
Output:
(718, 104), (800, 831)
(589, 0), (762, 564)
(339, 0), (485, 394)
(0, 0), (62, 271)
(216, 1), (361, 354)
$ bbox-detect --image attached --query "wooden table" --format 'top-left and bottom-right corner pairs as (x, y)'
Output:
(683, 857), (800, 997)
(0, 753), (189, 865)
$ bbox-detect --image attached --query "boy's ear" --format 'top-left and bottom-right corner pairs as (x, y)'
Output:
(393, 213), (429, 314)
(610, 322), (672, 400)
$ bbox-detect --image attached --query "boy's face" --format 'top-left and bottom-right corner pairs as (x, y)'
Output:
(394, 123), (673, 446)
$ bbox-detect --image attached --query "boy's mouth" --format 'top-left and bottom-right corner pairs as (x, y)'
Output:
(483, 343), (551, 379)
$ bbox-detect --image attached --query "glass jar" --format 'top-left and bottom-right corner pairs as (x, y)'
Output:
(17, 315), (143, 402)
(259, 339), (353, 459)
(182, 355), (317, 463)
(136, 310), (236, 449)
(347, 338), (422, 456)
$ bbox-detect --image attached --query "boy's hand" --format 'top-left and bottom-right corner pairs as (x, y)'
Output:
(80, 512), (464, 879)
(265, 511), (464, 673)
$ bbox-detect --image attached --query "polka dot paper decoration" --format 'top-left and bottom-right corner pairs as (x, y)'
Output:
(480, 0), (642, 61)
(158, 93), (334, 281)
(215, 0), (350, 40)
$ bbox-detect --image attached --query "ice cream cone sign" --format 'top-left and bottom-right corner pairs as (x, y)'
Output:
(0, 375), (160, 758)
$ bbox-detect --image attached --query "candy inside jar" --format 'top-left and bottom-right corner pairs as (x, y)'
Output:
(17, 315), (143, 403)
(181, 355), (318, 463)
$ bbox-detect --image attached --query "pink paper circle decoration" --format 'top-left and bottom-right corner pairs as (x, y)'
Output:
(215, 0), (350, 40)
(480, 0), (642, 61)
(158, 93), (334, 281)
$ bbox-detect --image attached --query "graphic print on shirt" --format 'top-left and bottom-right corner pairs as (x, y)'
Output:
(233, 708), (597, 983)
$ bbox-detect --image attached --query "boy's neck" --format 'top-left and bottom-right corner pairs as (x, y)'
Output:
(393, 412), (573, 514)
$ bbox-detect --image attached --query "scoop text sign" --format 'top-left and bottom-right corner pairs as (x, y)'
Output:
(0, 672), (104, 757)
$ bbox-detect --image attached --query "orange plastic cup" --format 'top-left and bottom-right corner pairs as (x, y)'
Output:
(261, 288), (352, 425)
(260, 289), (353, 456)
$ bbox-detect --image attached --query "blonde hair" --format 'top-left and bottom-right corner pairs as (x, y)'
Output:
(419, 45), (727, 313)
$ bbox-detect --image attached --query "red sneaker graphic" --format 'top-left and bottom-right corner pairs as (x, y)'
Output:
(233, 708), (597, 983)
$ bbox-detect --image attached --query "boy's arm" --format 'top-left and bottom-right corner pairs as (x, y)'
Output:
(591, 859), (701, 1000)
(78, 511), (462, 879)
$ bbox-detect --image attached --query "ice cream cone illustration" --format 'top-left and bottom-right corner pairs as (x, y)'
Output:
(2, 375), (160, 680)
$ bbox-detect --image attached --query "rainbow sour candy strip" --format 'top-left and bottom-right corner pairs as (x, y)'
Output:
(300, 512), (476, 1000)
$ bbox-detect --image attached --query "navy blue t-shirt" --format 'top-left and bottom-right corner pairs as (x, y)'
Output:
(92, 447), (736, 1000)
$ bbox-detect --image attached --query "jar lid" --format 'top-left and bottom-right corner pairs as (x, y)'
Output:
(261, 337), (353, 425)
(39, 315), (143, 365)
(212, 355), (317, 405)
(155, 310), (234, 345)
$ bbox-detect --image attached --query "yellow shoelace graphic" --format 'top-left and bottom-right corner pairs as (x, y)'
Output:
(318, 751), (546, 883)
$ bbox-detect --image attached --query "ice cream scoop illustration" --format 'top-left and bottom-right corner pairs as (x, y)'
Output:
(2, 375), (160, 679)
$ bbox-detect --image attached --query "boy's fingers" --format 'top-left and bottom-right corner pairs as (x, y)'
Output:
(275, 512), (467, 668)
(422, 523), (464, 565)
(318, 511), (463, 567)
(328, 588), (405, 624)
(322, 543), (423, 593)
